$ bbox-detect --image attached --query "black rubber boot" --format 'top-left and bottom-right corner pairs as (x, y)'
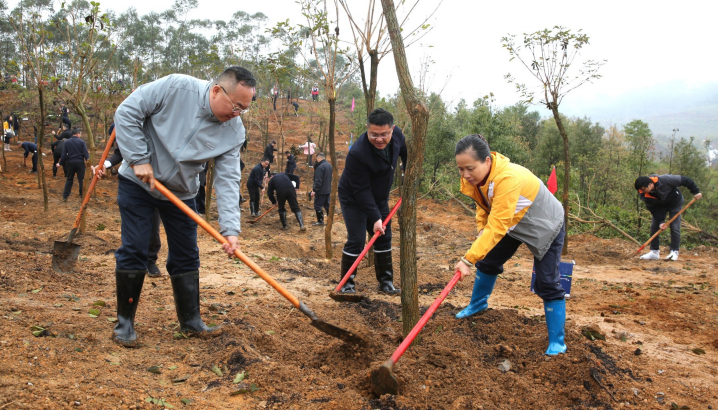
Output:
(375, 251), (400, 295)
(312, 210), (325, 226)
(295, 211), (306, 231)
(279, 211), (289, 230)
(340, 252), (359, 294)
(170, 270), (222, 337)
(250, 201), (258, 216)
(113, 270), (146, 347)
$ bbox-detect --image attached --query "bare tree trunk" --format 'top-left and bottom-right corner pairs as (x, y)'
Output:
(549, 103), (570, 255)
(325, 97), (339, 259)
(366, 49), (379, 115)
(205, 159), (215, 223)
(381, 0), (430, 337)
(37, 86), (49, 211)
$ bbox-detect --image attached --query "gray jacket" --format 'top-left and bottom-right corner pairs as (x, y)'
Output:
(115, 74), (244, 236)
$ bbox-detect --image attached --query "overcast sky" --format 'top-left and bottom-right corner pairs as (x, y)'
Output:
(8, 0), (718, 119)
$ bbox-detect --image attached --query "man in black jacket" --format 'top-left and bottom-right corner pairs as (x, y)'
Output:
(19, 140), (38, 173)
(92, 146), (165, 277)
(57, 128), (89, 201)
(284, 151), (296, 175)
(51, 138), (66, 177)
(635, 174), (702, 261)
(337, 108), (406, 295)
(247, 158), (270, 216)
(264, 140), (277, 171)
(310, 152), (332, 226)
(267, 172), (305, 231)
(53, 123), (72, 141)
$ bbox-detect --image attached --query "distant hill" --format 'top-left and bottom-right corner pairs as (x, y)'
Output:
(561, 81), (718, 139)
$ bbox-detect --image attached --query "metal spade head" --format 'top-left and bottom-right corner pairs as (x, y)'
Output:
(328, 290), (367, 303)
(52, 240), (81, 273)
(309, 319), (364, 345)
(370, 362), (398, 396)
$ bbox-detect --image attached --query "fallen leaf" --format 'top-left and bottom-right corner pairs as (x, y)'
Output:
(147, 366), (162, 374)
(692, 348), (706, 355)
(93, 300), (106, 307)
(211, 365), (223, 376)
(233, 371), (245, 384)
(173, 375), (190, 383)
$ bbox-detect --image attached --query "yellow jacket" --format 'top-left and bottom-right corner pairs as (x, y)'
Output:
(460, 152), (563, 263)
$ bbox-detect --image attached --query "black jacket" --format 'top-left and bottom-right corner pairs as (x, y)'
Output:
(267, 173), (300, 204)
(264, 143), (277, 163)
(247, 163), (266, 188)
(107, 146), (123, 168)
(312, 159), (332, 195)
(55, 129), (72, 141)
(338, 126), (406, 222)
(21, 142), (37, 157)
(639, 174), (700, 211)
(59, 137), (89, 165)
(285, 154), (296, 173)
(51, 139), (66, 155)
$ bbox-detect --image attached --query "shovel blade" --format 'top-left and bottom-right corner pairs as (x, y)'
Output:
(370, 363), (398, 396)
(310, 319), (364, 345)
(51, 241), (81, 273)
(328, 290), (367, 303)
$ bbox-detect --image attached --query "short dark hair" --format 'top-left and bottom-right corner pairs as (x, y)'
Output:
(261, 157), (270, 163)
(367, 108), (394, 127)
(215, 66), (257, 88)
(455, 134), (491, 162)
(634, 176), (652, 191)
(271, 140), (276, 144)
(71, 127), (82, 136)
(285, 151), (290, 154)
(316, 152), (326, 160)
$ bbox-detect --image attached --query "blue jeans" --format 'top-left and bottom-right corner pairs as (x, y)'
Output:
(340, 197), (391, 255)
(476, 224), (566, 301)
(115, 176), (199, 276)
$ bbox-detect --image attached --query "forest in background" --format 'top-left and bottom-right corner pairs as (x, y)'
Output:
(0, 0), (716, 247)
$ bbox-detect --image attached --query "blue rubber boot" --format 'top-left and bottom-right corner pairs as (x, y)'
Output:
(455, 270), (497, 319)
(544, 299), (567, 355)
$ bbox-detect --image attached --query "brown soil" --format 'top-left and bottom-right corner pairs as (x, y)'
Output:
(1, 98), (718, 410)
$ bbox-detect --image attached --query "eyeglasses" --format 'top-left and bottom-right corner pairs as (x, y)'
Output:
(367, 132), (392, 140)
(218, 85), (249, 114)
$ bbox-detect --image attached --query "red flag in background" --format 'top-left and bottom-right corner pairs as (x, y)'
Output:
(547, 166), (558, 194)
(351, 97), (355, 112)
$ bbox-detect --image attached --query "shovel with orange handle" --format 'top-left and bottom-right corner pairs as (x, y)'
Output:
(153, 180), (363, 345)
(633, 197), (698, 256)
(52, 129), (116, 273)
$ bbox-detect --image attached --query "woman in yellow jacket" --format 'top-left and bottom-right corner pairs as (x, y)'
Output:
(453, 134), (567, 355)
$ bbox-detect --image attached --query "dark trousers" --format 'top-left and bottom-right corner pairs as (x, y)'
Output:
(195, 185), (206, 214)
(62, 161), (85, 199)
(115, 176), (198, 276)
(28, 152), (38, 172)
(247, 183), (261, 204)
(477, 224), (566, 301)
(307, 154), (313, 167)
(314, 193), (330, 212)
(340, 198), (391, 255)
(276, 188), (300, 213)
(649, 203), (682, 251)
(52, 152), (65, 176)
(148, 208), (162, 264)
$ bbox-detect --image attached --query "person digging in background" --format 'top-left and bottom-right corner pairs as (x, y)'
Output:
(264, 140), (277, 172)
(337, 108), (406, 296)
(266, 172), (305, 231)
(19, 140), (38, 172)
(111, 66), (255, 347)
(92, 146), (165, 278)
(634, 175), (702, 261)
(50, 137), (66, 178)
(247, 158), (269, 217)
(310, 152), (332, 226)
(56, 128), (89, 201)
(453, 134), (567, 356)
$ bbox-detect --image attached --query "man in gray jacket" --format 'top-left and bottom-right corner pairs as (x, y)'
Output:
(310, 152), (332, 226)
(112, 66), (255, 347)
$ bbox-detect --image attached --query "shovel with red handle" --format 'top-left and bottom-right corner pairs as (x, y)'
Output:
(329, 198), (402, 302)
(153, 180), (363, 345)
(52, 129), (116, 273)
(370, 270), (462, 396)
